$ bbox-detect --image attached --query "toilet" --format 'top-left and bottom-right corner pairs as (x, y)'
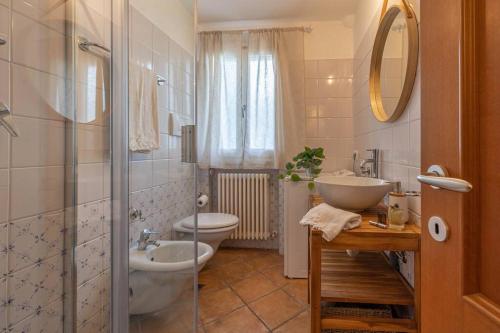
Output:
(173, 213), (239, 252)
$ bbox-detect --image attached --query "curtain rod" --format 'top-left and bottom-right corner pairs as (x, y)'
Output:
(198, 25), (313, 34)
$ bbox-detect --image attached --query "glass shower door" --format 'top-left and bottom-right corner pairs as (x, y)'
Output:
(0, 0), (112, 332)
(126, 1), (198, 332)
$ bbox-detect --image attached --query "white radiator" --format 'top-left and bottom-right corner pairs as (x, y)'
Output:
(217, 173), (270, 240)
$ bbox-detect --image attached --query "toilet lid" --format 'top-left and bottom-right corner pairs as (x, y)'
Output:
(180, 213), (239, 230)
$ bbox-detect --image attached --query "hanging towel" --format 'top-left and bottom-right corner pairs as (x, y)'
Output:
(129, 64), (160, 152)
(299, 203), (362, 241)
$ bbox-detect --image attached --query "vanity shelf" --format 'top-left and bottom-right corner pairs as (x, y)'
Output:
(309, 195), (421, 333)
(320, 251), (414, 306)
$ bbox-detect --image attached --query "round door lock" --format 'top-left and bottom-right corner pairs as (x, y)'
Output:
(428, 216), (449, 242)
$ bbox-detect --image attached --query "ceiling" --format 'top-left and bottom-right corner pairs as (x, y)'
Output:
(197, 0), (359, 23)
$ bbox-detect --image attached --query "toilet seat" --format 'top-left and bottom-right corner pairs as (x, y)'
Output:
(180, 213), (239, 230)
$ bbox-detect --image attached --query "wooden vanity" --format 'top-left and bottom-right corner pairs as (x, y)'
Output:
(308, 196), (421, 333)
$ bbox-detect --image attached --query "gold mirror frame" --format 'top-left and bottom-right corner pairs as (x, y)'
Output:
(369, 3), (419, 123)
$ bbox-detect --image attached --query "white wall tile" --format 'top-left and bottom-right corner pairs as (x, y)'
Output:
(13, 0), (65, 34)
(11, 117), (65, 167)
(317, 98), (352, 118)
(0, 223), (7, 276)
(130, 160), (153, 192)
(409, 120), (420, 167)
(0, 130), (8, 169)
(304, 79), (318, 98)
(0, 5), (9, 61)
(152, 134), (169, 160)
(77, 163), (104, 205)
(131, 8), (153, 49)
(8, 212), (64, 272)
(78, 124), (107, 164)
(75, 0), (107, 47)
(152, 159), (169, 186)
(168, 136), (181, 159)
(317, 78), (352, 98)
(10, 166), (64, 219)
(0, 276), (6, 330)
(8, 256), (63, 325)
(77, 201), (103, 245)
(0, 59), (9, 107)
(75, 237), (102, 285)
(11, 64), (66, 121)
(76, 274), (101, 326)
(392, 122), (410, 165)
(12, 12), (65, 77)
(8, 299), (63, 333)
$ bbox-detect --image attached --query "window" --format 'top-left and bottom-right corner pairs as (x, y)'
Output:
(218, 48), (276, 155)
(247, 54), (275, 151)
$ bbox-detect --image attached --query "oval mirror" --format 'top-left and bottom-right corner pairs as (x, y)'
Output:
(369, 3), (419, 122)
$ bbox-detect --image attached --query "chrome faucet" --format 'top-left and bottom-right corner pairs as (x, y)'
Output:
(359, 149), (380, 178)
(137, 229), (160, 250)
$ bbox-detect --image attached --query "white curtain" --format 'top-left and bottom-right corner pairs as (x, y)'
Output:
(197, 29), (305, 169)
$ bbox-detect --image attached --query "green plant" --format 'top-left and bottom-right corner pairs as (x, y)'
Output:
(279, 147), (325, 190)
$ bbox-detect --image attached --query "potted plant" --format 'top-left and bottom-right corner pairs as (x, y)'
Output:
(279, 147), (325, 189)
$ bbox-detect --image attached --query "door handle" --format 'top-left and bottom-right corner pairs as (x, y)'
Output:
(417, 165), (472, 193)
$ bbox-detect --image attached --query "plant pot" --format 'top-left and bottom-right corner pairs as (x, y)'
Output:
(304, 168), (314, 179)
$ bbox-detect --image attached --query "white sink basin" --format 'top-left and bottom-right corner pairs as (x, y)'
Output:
(314, 176), (393, 211)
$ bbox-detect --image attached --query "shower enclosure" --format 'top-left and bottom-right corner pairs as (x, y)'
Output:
(0, 0), (198, 332)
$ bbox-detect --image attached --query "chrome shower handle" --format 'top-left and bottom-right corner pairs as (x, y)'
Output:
(0, 102), (19, 137)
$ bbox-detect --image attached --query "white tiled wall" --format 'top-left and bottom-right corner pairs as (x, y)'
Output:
(353, 0), (421, 286)
(128, 7), (196, 246)
(74, 0), (112, 331)
(304, 58), (354, 173)
(352, 1), (421, 223)
(0, 0), (66, 331)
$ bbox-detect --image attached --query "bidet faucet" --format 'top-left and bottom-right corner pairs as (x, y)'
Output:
(359, 149), (380, 178)
(137, 229), (160, 250)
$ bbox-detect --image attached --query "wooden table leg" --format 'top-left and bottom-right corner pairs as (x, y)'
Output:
(310, 230), (322, 333)
(414, 248), (421, 333)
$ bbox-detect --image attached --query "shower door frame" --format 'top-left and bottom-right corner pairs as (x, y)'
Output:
(110, 0), (130, 332)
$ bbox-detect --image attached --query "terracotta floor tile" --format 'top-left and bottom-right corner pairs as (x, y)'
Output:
(199, 267), (228, 293)
(248, 253), (283, 271)
(261, 264), (289, 287)
(283, 279), (309, 305)
(273, 309), (310, 333)
(204, 306), (269, 333)
(199, 287), (244, 324)
(214, 260), (256, 283)
(230, 272), (279, 303)
(249, 289), (305, 329)
(206, 248), (246, 268)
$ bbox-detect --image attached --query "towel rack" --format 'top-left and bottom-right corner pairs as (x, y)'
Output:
(78, 36), (110, 55)
(0, 102), (19, 137)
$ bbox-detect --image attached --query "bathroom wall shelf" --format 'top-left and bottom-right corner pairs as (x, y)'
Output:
(308, 195), (421, 333)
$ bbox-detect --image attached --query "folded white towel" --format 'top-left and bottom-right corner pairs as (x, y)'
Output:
(299, 203), (362, 241)
(129, 64), (160, 152)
